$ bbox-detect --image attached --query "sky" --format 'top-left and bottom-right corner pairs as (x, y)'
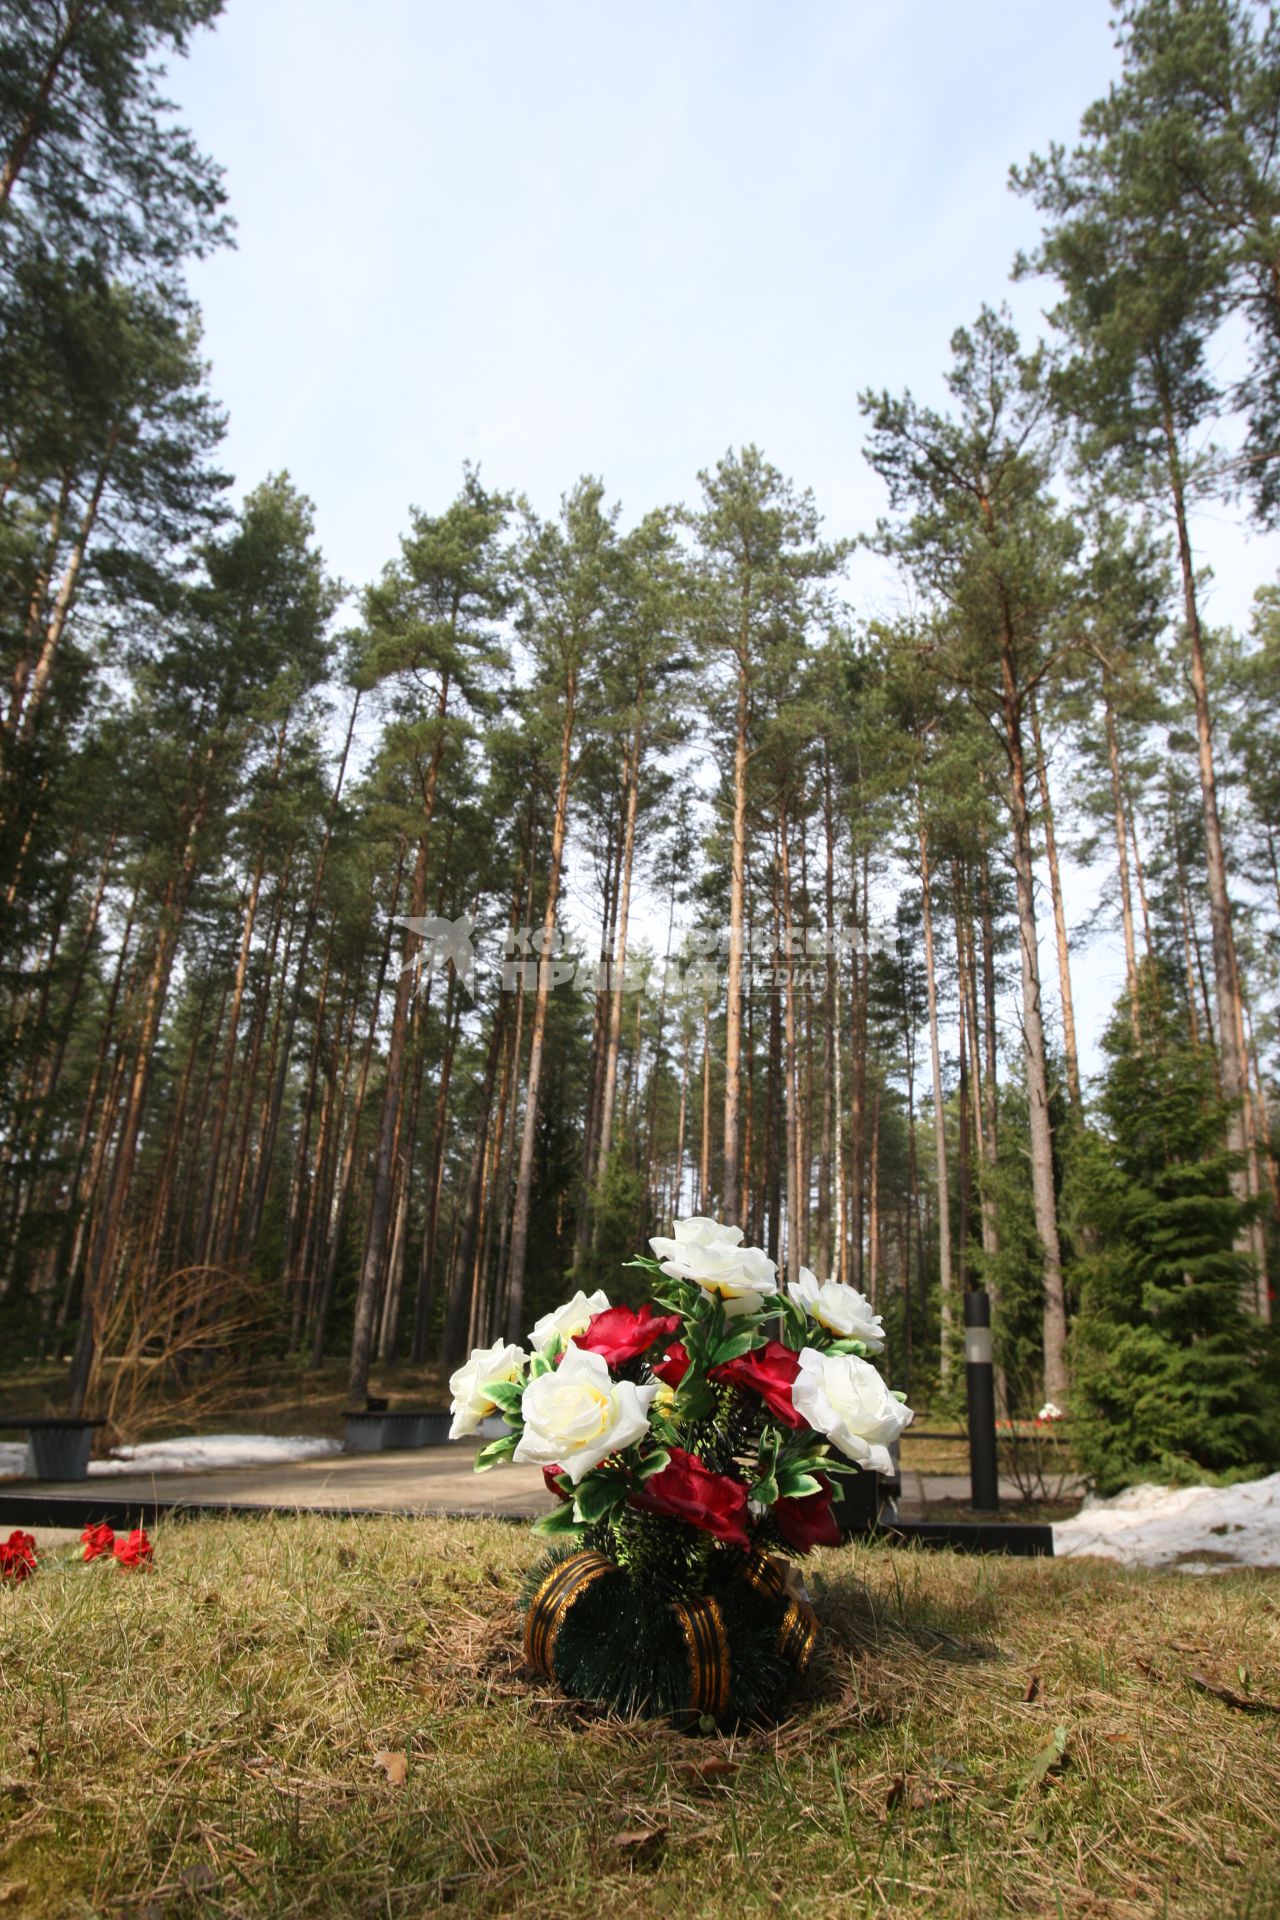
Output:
(166, 0), (1280, 1083)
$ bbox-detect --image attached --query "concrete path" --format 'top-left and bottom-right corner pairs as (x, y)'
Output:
(4, 1445), (1053, 1524)
(3, 1442), (549, 1520)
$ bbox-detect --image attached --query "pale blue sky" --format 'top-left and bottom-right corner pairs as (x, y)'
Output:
(169, 2), (1121, 578)
(167, 1), (1279, 1078)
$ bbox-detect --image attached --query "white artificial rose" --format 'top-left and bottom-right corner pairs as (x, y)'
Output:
(648, 1215), (778, 1318)
(788, 1266), (886, 1351)
(512, 1345), (658, 1484)
(528, 1288), (611, 1355)
(791, 1347), (913, 1473)
(447, 1339), (527, 1440)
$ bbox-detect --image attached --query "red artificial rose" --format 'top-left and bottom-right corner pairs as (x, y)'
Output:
(542, 1465), (572, 1503)
(81, 1522), (115, 1563)
(710, 1339), (806, 1429)
(773, 1474), (841, 1554)
(0, 1529), (37, 1581)
(628, 1446), (750, 1549)
(574, 1303), (682, 1368)
(651, 1341), (689, 1386)
(113, 1526), (153, 1569)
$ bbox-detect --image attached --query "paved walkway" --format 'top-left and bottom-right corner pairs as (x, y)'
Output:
(2, 1443), (1053, 1528)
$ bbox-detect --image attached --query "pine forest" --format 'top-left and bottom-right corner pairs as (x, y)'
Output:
(2, 0), (1278, 1488)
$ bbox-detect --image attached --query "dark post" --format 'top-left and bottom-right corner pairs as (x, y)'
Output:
(964, 1286), (999, 1512)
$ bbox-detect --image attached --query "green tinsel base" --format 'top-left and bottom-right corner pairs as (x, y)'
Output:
(520, 1545), (814, 1725)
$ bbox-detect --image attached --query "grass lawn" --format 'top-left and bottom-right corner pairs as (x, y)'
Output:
(1, 1517), (1276, 1919)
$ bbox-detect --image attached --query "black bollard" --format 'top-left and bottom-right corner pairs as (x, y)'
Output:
(964, 1286), (999, 1513)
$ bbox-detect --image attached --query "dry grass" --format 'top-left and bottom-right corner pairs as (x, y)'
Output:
(1, 1517), (1277, 1919)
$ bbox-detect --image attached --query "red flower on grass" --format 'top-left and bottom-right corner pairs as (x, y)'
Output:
(574, 1303), (682, 1368)
(628, 1446), (750, 1548)
(651, 1341), (689, 1386)
(710, 1339), (806, 1430)
(0, 1529), (37, 1580)
(773, 1474), (841, 1554)
(81, 1522), (115, 1562)
(113, 1527), (153, 1569)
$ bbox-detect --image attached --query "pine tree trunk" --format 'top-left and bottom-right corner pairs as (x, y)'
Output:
(1156, 372), (1265, 1313)
(442, 995), (509, 1366)
(505, 684), (576, 1339)
(699, 990), (714, 1215)
(245, 691), (360, 1253)
(192, 728), (286, 1267)
(347, 680), (450, 1401)
(1028, 694), (1082, 1112)
(778, 815), (800, 1284)
(818, 751), (838, 1277)
(999, 645), (1069, 1401)
(11, 427), (119, 744)
(592, 701), (644, 1201)
(574, 789), (621, 1263)
(917, 800), (953, 1378)
(411, 978), (460, 1362)
(310, 856), (404, 1368)
(849, 851), (870, 1288)
(867, 1085), (881, 1308)
(673, 1031), (690, 1220)
(44, 880), (141, 1345)
(978, 847), (1000, 1165)
(1102, 680), (1142, 1042)
(68, 766), (213, 1414)
(0, 0), (85, 209)
(722, 653), (749, 1208)
(380, 1001), (430, 1365)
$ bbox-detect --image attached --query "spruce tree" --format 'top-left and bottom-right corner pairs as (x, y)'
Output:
(1069, 964), (1277, 1494)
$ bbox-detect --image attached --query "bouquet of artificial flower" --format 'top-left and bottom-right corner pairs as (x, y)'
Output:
(449, 1216), (912, 1722)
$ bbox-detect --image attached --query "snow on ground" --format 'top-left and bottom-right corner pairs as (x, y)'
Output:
(1052, 1473), (1280, 1573)
(92, 1434), (342, 1475)
(0, 1433), (341, 1479)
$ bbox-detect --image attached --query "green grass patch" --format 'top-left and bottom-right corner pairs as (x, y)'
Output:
(1, 1518), (1276, 1917)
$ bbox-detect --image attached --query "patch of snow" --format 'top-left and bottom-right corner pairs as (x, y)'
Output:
(1053, 1472), (1280, 1572)
(0, 1433), (342, 1479)
(91, 1434), (342, 1475)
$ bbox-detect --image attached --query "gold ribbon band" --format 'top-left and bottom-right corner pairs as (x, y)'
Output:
(742, 1548), (788, 1603)
(672, 1594), (731, 1718)
(523, 1551), (615, 1678)
(776, 1598), (819, 1674)
(742, 1550), (819, 1673)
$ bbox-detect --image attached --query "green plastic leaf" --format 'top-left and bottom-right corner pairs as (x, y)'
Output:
(749, 1473), (779, 1506)
(778, 1295), (810, 1352)
(811, 1453), (861, 1479)
(774, 1467), (822, 1501)
(483, 1380), (524, 1417)
(533, 1503), (585, 1539)
(672, 1377), (718, 1423)
(474, 1435), (517, 1471)
(573, 1471), (627, 1526)
(706, 1321), (760, 1366)
(633, 1447), (671, 1484)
